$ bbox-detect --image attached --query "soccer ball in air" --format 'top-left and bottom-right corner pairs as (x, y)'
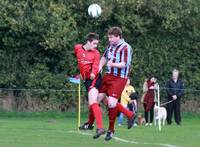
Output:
(88, 4), (102, 18)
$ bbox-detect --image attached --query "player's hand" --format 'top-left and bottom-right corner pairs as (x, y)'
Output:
(107, 60), (113, 67)
(90, 73), (95, 80)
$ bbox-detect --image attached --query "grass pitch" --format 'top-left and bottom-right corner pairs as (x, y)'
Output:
(0, 112), (199, 147)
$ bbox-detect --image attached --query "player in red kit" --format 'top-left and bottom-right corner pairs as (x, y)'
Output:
(74, 33), (105, 139)
(98, 27), (135, 141)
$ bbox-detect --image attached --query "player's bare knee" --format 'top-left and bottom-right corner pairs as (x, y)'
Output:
(108, 96), (117, 108)
(88, 96), (98, 106)
(88, 88), (98, 105)
(108, 102), (117, 108)
(89, 101), (97, 106)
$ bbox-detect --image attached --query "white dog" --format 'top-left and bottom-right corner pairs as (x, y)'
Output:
(154, 105), (167, 126)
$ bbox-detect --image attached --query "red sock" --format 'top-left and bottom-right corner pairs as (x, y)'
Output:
(117, 103), (134, 119)
(90, 103), (103, 129)
(108, 107), (118, 132)
(87, 107), (95, 125)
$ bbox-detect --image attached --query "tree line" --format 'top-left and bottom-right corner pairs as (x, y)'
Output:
(0, 0), (200, 95)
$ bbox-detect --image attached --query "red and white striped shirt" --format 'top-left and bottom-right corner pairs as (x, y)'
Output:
(103, 39), (133, 78)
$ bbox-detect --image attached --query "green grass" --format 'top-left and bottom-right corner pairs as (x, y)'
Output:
(0, 112), (199, 147)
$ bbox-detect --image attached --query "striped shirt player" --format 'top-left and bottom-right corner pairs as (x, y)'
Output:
(99, 39), (133, 98)
(104, 39), (132, 78)
(98, 27), (134, 141)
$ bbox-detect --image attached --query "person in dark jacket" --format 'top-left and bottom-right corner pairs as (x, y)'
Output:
(166, 69), (184, 125)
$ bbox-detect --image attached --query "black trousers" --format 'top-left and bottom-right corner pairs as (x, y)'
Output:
(167, 98), (181, 124)
(143, 103), (154, 123)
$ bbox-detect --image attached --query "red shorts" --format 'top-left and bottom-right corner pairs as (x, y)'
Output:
(99, 74), (127, 99)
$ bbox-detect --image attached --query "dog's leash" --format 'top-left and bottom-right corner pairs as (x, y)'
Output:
(160, 100), (174, 106)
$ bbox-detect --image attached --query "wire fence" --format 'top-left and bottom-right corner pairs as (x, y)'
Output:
(0, 87), (200, 113)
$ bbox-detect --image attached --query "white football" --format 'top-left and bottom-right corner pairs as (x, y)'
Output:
(88, 4), (102, 18)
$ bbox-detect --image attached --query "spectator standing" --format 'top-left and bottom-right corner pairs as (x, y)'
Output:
(166, 69), (184, 125)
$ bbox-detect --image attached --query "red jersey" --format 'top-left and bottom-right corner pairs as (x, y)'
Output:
(74, 44), (100, 80)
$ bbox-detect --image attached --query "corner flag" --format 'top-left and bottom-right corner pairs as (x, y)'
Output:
(67, 75), (81, 129)
(68, 75), (80, 84)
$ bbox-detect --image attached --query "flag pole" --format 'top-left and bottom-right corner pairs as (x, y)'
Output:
(157, 84), (161, 131)
(78, 81), (81, 130)
(67, 75), (81, 130)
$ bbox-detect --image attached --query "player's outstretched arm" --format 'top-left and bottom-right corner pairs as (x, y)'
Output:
(99, 56), (107, 72)
(107, 61), (126, 68)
